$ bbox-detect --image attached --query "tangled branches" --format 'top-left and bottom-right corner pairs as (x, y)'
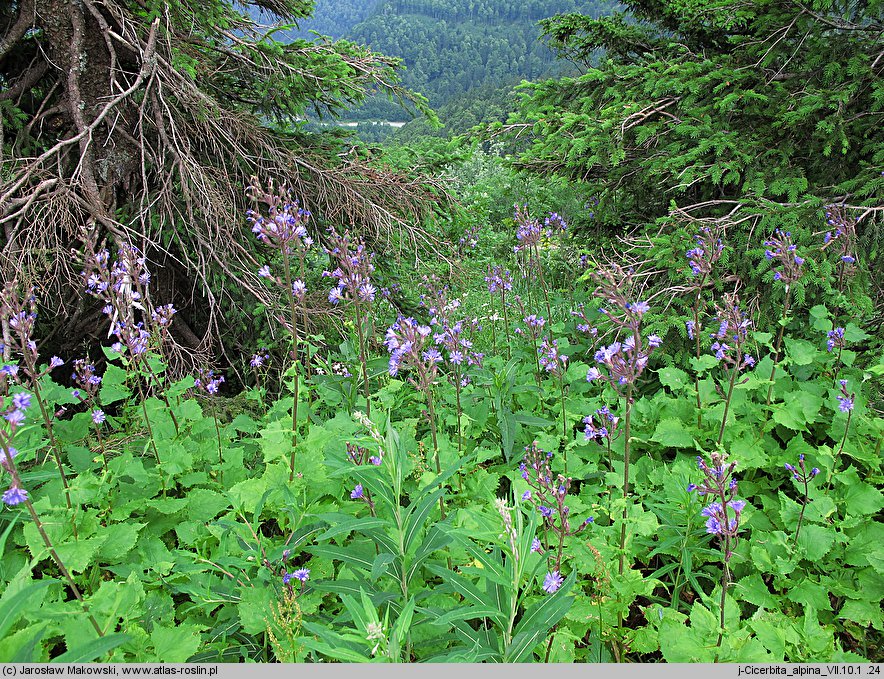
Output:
(0, 0), (448, 362)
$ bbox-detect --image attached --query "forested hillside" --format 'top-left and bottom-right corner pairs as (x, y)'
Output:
(283, 0), (616, 123)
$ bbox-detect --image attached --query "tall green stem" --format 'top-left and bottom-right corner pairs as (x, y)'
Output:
(558, 372), (568, 474)
(501, 289), (511, 360)
(618, 383), (634, 578)
(280, 251), (300, 482)
(3, 448), (103, 638)
(354, 303), (371, 417)
(763, 288), (792, 413)
(717, 362), (739, 447)
(29, 378), (74, 513)
(425, 388), (446, 520)
(825, 409), (853, 497)
(692, 288), (704, 429)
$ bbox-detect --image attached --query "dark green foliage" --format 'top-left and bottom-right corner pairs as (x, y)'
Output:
(506, 0), (884, 238)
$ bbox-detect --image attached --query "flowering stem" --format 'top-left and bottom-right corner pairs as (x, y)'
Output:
(692, 289), (704, 429)
(715, 552), (730, 662)
(280, 250), (301, 482)
(558, 372), (568, 474)
(833, 344), (843, 388)
(424, 388), (446, 520)
(28, 378), (73, 511)
(764, 288), (792, 413)
(138, 395), (162, 466)
(488, 289), (498, 356)
(533, 244), (554, 323)
(299, 252), (313, 391)
(713, 486), (732, 662)
(354, 303), (371, 418)
(793, 472), (809, 545)
(530, 333), (541, 387)
(717, 361), (739, 447)
(824, 408), (852, 497)
(213, 413), (224, 484)
(138, 357), (179, 435)
(500, 289), (511, 361)
(618, 383), (633, 579)
(454, 366), (464, 492)
(92, 422), (108, 475)
(3, 450), (103, 637)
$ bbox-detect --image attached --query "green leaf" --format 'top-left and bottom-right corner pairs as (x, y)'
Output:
(99, 364), (131, 405)
(151, 625), (203, 662)
(52, 634), (129, 663)
(651, 418), (695, 448)
(785, 338), (818, 366)
(0, 580), (54, 640)
(658, 366), (689, 390)
(796, 524), (836, 561)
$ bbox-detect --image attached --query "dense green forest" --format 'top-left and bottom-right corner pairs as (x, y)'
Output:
(0, 0), (882, 665)
(277, 0), (616, 125)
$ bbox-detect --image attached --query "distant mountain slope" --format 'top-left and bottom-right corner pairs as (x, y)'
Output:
(349, 0), (615, 113)
(253, 0), (617, 128)
(272, 0), (381, 39)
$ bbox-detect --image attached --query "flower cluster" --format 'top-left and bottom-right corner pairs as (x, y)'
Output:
(570, 304), (599, 336)
(837, 379), (854, 413)
(784, 454), (820, 483)
(324, 229), (376, 306)
(582, 405), (620, 444)
(485, 266), (513, 294)
(513, 205), (567, 254)
(457, 224), (481, 255)
(709, 293), (755, 371)
(586, 266), (661, 389)
(0, 284), (64, 375)
(822, 205), (857, 267)
(194, 370), (225, 395)
(513, 204), (543, 253)
(420, 276), (483, 381)
(763, 229), (804, 287)
(80, 238), (166, 358)
(688, 452), (745, 560)
(282, 568), (310, 586)
(384, 316), (439, 393)
(826, 327), (845, 353)
(538, 337), (567, 377)
(686, 226), (724, 279)
(247, 182), (313, 256)
(250, 349), (270, 368)
(71, 359), (105, 425)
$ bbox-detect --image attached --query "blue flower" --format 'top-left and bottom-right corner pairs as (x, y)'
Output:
(542, 571), (564, 594)
(350, 484), (364, 500)
(2, 485), (28, 506)
(12, 393), (31, 410)
(91, 409), (106, 425)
